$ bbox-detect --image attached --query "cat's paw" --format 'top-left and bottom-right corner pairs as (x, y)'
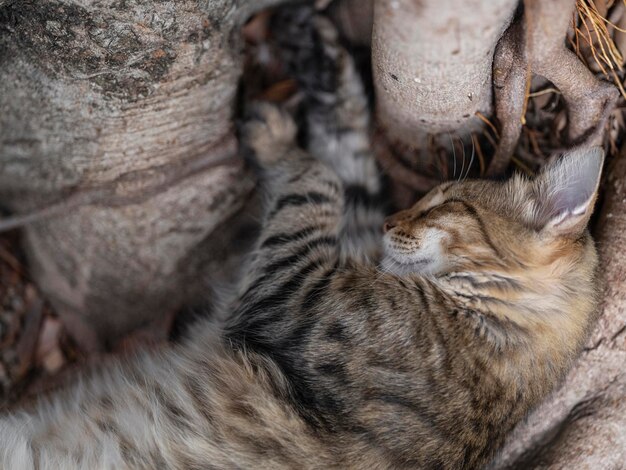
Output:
(242, 102), (297, 167)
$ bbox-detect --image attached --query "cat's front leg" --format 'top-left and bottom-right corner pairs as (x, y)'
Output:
(241, 103), (344, 269)
(275, 9), (385, 263)
(228, 103), (344, 337)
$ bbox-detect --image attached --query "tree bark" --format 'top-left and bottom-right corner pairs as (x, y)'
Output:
(487, 0), (618, 174)
(488, 148), (626, 469)
(372, 0), (518, 145)
(0, 0), (286, 347)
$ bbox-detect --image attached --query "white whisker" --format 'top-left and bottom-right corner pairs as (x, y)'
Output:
(464, 138), (475, 182)
(458, 136), (466, 184)
(449, 133), (457, 180)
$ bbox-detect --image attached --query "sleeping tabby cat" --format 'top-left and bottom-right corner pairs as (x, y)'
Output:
(0, 14), (602, 470)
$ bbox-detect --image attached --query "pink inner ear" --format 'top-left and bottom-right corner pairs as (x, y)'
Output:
(547, 177), (589, 219)
(571, 204), (588, 216)
(538, 147), (604, 228)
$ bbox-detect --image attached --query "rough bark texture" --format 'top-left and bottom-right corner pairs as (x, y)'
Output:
(372, 0), (518, 144)
(488, 149), (626, 469)
(0, 0), (286, 348)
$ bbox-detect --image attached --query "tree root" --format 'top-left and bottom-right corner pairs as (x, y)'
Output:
(490, 20), (529, 176)
(488, 0), (619, 175)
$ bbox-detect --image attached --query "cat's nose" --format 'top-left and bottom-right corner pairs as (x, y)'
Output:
(383, 217), (397, 233)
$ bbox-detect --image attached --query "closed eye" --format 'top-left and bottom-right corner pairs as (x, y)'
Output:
(415, 200), (458, 221)
(427, 199), (473, 218)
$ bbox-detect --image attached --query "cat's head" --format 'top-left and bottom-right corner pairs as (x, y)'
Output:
(382, 147), (604, 276)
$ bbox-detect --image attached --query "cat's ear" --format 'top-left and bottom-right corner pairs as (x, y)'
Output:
(534, 146), (604, 237)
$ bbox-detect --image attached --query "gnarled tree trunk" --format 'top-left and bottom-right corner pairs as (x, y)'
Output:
(0, 0), (287, 348)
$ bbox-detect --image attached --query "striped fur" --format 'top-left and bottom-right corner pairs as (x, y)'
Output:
(0, 13), (601, 470)
(226, 103), (602, 469)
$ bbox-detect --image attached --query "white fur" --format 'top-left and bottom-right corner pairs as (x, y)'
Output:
(382, 228), (448, 275)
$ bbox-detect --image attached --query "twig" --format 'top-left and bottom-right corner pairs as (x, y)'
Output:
(528, 87), (562, 98)
(0, 243), (23, 275)
(471, 133), (486, 176)
(475, 111), (500, 139)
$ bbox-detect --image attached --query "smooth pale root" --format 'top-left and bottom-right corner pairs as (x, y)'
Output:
(372, 0), (519, 141)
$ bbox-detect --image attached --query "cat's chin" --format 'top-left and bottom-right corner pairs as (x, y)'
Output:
(380, 255), (436, 276)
